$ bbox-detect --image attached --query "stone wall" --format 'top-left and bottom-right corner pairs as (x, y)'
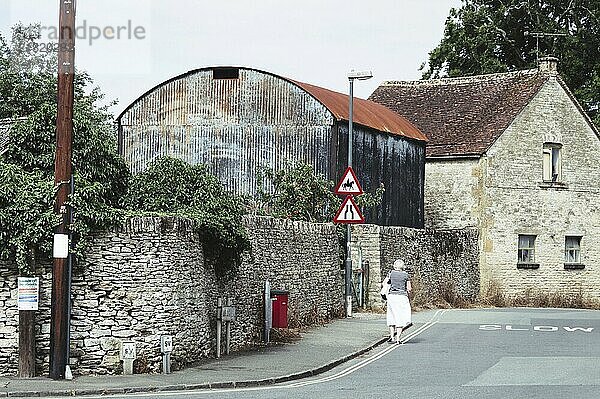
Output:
(351, 224), (480, 308)
(0, 266), (20, 371)
(424, 159), (480, 230)
(0, 216), (343, 376)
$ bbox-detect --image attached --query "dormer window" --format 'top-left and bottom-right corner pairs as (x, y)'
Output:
(543, 143), (562, 182)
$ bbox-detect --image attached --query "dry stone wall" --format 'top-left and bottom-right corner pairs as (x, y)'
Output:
(0, 216), (343, 376)
(352, 224), (479, 308)
(0, 267), (20, 370)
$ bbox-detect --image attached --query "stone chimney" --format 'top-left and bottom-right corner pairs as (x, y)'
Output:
(538, 56), (559, 75)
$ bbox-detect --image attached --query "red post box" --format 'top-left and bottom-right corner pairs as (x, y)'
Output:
(270, 290), (289, 328)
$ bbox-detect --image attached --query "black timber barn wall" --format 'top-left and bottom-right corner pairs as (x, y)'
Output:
(335, 124), (425, 228)
(117, 67), (424, 228)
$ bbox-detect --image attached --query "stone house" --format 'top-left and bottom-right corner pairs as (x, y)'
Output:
(369, 58), (600, 299)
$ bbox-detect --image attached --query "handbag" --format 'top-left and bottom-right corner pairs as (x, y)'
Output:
(380, 275), (391, 300)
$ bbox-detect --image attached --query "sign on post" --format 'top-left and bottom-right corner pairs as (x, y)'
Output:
(18, 277), (39, 311)
(333, 195), (365, 224)
(221, 306), (236, 322)
(160, 335), (173, 353)
(53, 234), (69, 259)
(121, 342), (136, 375)
(121, 342), (136, 360)
(334, 166), (363, 195)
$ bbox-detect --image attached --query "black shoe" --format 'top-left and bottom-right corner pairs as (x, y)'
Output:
(402, 322), (413, 332)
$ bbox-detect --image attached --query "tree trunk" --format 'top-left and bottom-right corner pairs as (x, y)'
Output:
(18, 310), (36, 378)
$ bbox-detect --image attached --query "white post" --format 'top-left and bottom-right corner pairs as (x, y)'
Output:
(264, 280), (272, 343)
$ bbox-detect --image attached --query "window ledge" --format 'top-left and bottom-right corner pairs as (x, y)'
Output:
(539, 181), (568, 190)
(564, 263), (585, 270)
(517, 263), (540, 270)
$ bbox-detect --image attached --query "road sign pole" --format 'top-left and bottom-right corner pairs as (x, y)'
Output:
(340, 70), (372, 317)
(345, 78), (354, 318)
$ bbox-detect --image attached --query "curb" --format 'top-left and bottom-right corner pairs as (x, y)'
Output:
(2, 337), (388, 397)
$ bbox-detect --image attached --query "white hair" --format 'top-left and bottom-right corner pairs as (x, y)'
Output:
(393, 259), (406, 270)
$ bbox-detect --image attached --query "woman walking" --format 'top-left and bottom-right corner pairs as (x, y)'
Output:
(385, 259), (412, 344)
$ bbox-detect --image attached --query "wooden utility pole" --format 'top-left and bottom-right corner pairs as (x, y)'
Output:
(18, 249), (37, 378)
(18, 311), (36, 377)
(50, 0), (76, 380)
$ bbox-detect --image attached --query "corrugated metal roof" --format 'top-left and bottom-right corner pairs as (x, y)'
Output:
(293, 80), (428, 142)
(117, 66), (428, 143)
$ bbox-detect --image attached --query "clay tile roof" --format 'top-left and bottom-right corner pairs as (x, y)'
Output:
(369, 70), (549, 157)
(293, 80), (428, 142)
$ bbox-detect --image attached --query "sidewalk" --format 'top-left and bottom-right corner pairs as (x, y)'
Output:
(0, 312), (395, 397)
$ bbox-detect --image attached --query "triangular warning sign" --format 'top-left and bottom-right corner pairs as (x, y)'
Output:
(333, 196), (365, 224)
(334, 167), (363, 195)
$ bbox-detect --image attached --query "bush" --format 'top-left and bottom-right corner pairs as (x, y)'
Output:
(122, 157), (250, 276)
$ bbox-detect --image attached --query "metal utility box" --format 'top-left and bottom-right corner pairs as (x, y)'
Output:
(270, 290), (289, 328)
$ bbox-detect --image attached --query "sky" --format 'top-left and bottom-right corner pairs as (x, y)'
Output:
(1, 0), (461, 116)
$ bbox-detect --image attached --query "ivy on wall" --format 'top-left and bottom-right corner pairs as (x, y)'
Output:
(123, 157), (250, 275)
(0, 162), (55, 274)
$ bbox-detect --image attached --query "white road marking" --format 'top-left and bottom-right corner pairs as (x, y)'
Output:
(285, 312), (443, 388)
(80, 309), (448, 398)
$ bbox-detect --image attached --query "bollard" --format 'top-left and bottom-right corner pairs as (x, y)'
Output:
(216, 298), (222, 358)
(160, 335), (173, 374)
(225, 297), (232, 355)
(121, 342), (136, 375)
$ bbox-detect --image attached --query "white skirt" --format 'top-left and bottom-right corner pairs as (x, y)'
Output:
(386, 294), (411, 327)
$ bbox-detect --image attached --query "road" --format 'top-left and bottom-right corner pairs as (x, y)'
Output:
(59, 308), (600, 399)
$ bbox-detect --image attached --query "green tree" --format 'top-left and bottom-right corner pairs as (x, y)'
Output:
(423, 0), (600, 126)
(123, 156), (250, 275)
(255, 162), (384, 223)
(0, 23), (131, 272)
(255, 163), (341, 222)
(0, 162), (55, 273)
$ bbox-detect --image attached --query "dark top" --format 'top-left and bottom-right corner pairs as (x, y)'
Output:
(389, 270), (410, 296)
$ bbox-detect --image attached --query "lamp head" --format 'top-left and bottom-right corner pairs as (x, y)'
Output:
(348, 70), (373, 80)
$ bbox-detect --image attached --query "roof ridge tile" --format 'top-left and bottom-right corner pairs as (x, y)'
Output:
(381, 69), (540, 87)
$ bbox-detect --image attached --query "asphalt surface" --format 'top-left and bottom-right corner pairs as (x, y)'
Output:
(0, 311), (392, 398)
(1, 308), (599, 398)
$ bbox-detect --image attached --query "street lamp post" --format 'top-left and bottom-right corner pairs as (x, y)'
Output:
(345, 70), (372, 317)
